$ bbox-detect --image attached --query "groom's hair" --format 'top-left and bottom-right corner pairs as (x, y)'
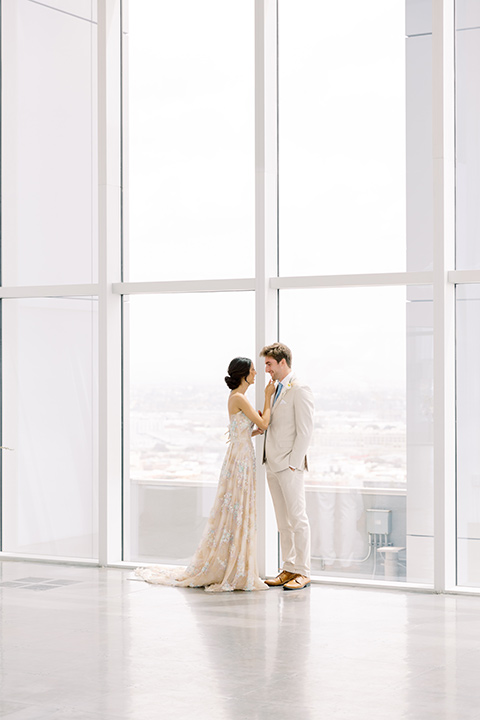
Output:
(260, 343), (292, 368)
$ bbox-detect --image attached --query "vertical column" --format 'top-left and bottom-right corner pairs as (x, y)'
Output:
(405, 3), (434, 584)
(255, 0), (278, 577)
(432, 0), (456, 591)
(98, 0), (123, 565)
(120, 0), (131, 560)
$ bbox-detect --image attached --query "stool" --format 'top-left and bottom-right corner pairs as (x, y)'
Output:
(377, 546), (405, 580)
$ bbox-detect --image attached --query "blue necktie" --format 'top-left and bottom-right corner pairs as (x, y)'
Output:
(273, 382), (283, 405)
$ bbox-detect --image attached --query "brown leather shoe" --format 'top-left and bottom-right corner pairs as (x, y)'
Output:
(264, 570), (298, 587)
(283, 575), (311, 591)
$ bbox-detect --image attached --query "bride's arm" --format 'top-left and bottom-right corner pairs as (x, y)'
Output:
(252, 412), (264, 437)
(229, 381), (275, 431)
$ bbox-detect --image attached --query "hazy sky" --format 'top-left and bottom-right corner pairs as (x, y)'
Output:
(127, 1), (408, 391)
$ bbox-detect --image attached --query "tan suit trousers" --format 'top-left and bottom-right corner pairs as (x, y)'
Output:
(266, 464), (311, 577)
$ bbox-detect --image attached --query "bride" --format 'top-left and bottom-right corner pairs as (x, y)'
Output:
(135, 357), (276, 592)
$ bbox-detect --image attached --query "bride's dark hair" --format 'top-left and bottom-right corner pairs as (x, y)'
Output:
(225, 357), (252, 390)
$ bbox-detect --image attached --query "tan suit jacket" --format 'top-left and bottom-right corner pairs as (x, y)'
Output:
(263, 374), (314, 474)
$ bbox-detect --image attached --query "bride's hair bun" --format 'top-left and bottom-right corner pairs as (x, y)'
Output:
(225, 375), (239, 390)
(225, 357), (252, 390)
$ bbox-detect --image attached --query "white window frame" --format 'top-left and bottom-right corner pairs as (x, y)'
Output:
(0, 0), (468, 594)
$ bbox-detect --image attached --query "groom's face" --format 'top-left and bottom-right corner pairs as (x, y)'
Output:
(264, 356), (288, 382)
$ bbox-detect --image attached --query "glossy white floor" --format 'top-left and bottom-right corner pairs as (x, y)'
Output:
(1, 561), (480, 720)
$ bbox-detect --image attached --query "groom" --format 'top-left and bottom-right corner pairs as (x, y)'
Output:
(260, 343), (315, 590)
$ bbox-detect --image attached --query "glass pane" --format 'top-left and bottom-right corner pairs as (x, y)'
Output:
(1, 0), (98, 286)
(2, 298), (98, 559)
(406, 4), (433, 274)
(456, 285), (480, 587)
(278, 1), (431, 276)
(456, 2), (480, 270)
(126, 1), (254, 281)
(124, 292), (255, 564)
(279, 286), (433, 584)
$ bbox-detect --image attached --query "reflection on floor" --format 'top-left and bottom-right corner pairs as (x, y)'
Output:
(1, 560), (480, 719)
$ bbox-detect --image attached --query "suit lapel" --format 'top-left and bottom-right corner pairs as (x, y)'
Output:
(271, 374), (295, 415)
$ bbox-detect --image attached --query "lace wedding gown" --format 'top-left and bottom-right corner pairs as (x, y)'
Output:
(135, 411), (268, 592)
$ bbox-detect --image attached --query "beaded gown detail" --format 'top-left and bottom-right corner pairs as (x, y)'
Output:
(135, 411), (268, 592)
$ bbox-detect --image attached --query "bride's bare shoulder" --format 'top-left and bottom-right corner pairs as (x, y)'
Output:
(228, 392), (251, 414)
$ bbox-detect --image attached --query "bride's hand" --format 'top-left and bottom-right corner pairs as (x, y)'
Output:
(265, 379), (276, 398)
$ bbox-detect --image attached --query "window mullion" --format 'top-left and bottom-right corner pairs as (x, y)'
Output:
(432, 0), (456, 592)
(254, 0), (278, 578)
(98, 0), (123, 566)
